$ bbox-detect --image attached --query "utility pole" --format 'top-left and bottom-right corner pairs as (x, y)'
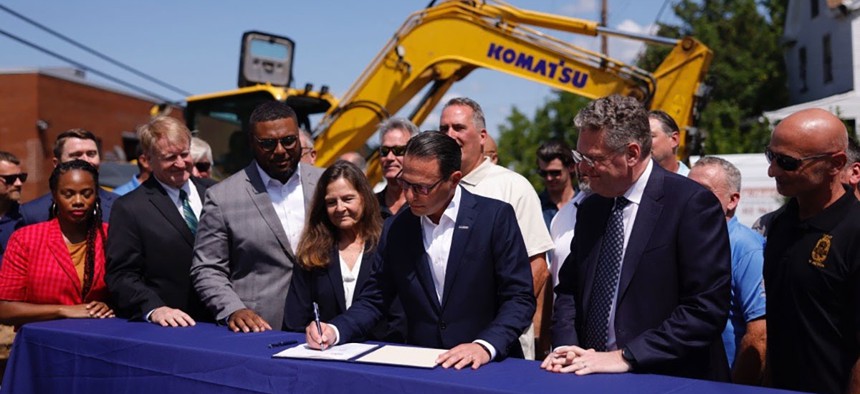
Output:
(601, 0), (608, 56)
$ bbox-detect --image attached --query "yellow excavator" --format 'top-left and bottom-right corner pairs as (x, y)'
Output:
(182, 0), (712, 181)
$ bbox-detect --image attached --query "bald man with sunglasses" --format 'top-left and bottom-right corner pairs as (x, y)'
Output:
(763, 108), (860, 394)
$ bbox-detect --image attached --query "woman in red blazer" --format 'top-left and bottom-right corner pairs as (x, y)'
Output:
(0, 160), (113, 326)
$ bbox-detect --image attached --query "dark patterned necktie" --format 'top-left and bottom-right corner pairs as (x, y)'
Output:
(582, 196), (629, 351)
(179, 189), (198, 235)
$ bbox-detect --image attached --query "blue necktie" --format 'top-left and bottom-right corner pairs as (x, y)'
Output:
(179, 189), (198, 235)
(582, 196), (629, 351)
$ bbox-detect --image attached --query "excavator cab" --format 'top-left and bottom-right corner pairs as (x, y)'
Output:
(238, 31), (293, 88)
(183, 31), (337, 178)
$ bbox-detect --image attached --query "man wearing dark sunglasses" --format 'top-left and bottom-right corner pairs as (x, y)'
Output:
(536, 140), (576, 229)
(307, 131), (534, 370)
(190, 137), (214, 179)
(0, 151), (25, 262)
(374, 118), (418, 219)
(0, 151), (25, 394)
(761, 108), (860, 394)
(192, 101), (323, 334)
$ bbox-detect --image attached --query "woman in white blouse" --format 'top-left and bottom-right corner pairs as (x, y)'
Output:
(285, 160), (405, 341)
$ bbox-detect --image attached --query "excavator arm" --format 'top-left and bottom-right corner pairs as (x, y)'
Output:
(314, 0), (712, 167)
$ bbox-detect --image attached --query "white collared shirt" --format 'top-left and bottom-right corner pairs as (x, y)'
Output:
(420, 186), (462, 304)
(339, 247), (364, 310)
(605, 159), (654, 350)
(256, 162), (305, 255)
(156, 178), (202, 220)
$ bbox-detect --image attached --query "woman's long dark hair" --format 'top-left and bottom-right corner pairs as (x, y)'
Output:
(48, 160), (103, 298)
(296, 161), (382, 270)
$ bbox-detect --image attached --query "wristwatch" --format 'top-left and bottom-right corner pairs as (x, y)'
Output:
(621, 346), (637, 370)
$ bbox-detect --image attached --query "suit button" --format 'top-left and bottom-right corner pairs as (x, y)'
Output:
(440, 321), (447, 330)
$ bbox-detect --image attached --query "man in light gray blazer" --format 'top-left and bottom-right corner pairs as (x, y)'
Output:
(191, 101), (323, 332)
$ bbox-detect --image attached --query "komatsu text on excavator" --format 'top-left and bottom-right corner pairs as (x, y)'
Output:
(181, 0), (712, 181)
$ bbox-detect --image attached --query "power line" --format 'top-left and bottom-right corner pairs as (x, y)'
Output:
(0, 3), (192, 97)
(0, 27), (177, 103)
(654, 0), (673, 28)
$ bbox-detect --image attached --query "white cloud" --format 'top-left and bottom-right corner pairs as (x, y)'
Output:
(607, 19), (657, 63)
(616, 19), (656, 35)
(558, 0), (598, 16)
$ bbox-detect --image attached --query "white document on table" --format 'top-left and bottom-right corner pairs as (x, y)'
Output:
(353, 345), (445, 369)
(272, 342), (380, 361)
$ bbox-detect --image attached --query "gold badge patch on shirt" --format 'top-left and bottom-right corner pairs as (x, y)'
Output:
(808, 234), (832, 268)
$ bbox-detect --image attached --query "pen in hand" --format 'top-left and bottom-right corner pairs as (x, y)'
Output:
(268, 339), (298, 349)
(313, 302), (325, 351)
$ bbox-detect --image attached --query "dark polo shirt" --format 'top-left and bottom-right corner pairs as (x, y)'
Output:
(764, 189), (860, 394)
(375, 187), (408, 220)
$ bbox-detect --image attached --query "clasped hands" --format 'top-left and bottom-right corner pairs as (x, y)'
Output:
(541, 346), (631, 375)
(305, 321), (491, 369)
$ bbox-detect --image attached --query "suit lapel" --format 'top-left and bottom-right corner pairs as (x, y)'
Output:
(404, 213), (442, 313)
(300, 164), (318, 211)
(354, 249), (374, 307)
(616, 165), (664, 303)
(581, 197), (613, 311)
(440, 189), (476, 311)
(244, 164), (297, 261)
(46, 220), (83, 294)
(327, 248), (348, 312)
(144, 179), (195, 246)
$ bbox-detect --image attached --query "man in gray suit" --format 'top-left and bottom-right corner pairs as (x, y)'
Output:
(191, 101), (323, 332)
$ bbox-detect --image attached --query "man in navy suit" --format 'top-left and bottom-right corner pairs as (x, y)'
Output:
(307, 131), (535, 370)
(20, 129), (117, 225)
(542, 95), (731, 380)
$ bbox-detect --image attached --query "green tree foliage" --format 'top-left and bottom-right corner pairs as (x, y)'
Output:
(639, 0), (788, 155)
(498, 0), (789, 169)
(497, 91), (590, 189)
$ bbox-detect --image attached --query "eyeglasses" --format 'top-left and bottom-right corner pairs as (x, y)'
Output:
(396, 173), (446, 195)
(301, 147), (315, 157)
(254, 135), (298, 151)
(538, 169), (563, 178)
(572, 144), (628, 168)
(194, 162), (212, 172)
(764, 147), (837, 172)
(0, 173), (27, 185)
(380, 145), (407, 157)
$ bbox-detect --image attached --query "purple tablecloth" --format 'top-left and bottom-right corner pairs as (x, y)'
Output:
(0, 319), (795, 393)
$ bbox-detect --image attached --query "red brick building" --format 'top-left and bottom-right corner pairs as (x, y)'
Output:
(0, 68), (175, 200)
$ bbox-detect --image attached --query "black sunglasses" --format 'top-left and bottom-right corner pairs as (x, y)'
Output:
(765, 147), (836, 172)
(254, 135), (298, 151)
(538, 169), (563, 178)
(194, 162), (212, 172)
(380, 145), (407, 157)
(0, 173), (27, 185)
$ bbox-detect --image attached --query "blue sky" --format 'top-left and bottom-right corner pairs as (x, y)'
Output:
(0, 0), (678, 137)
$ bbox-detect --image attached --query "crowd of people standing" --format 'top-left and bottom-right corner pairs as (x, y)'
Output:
(0, 95), (857, 393)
